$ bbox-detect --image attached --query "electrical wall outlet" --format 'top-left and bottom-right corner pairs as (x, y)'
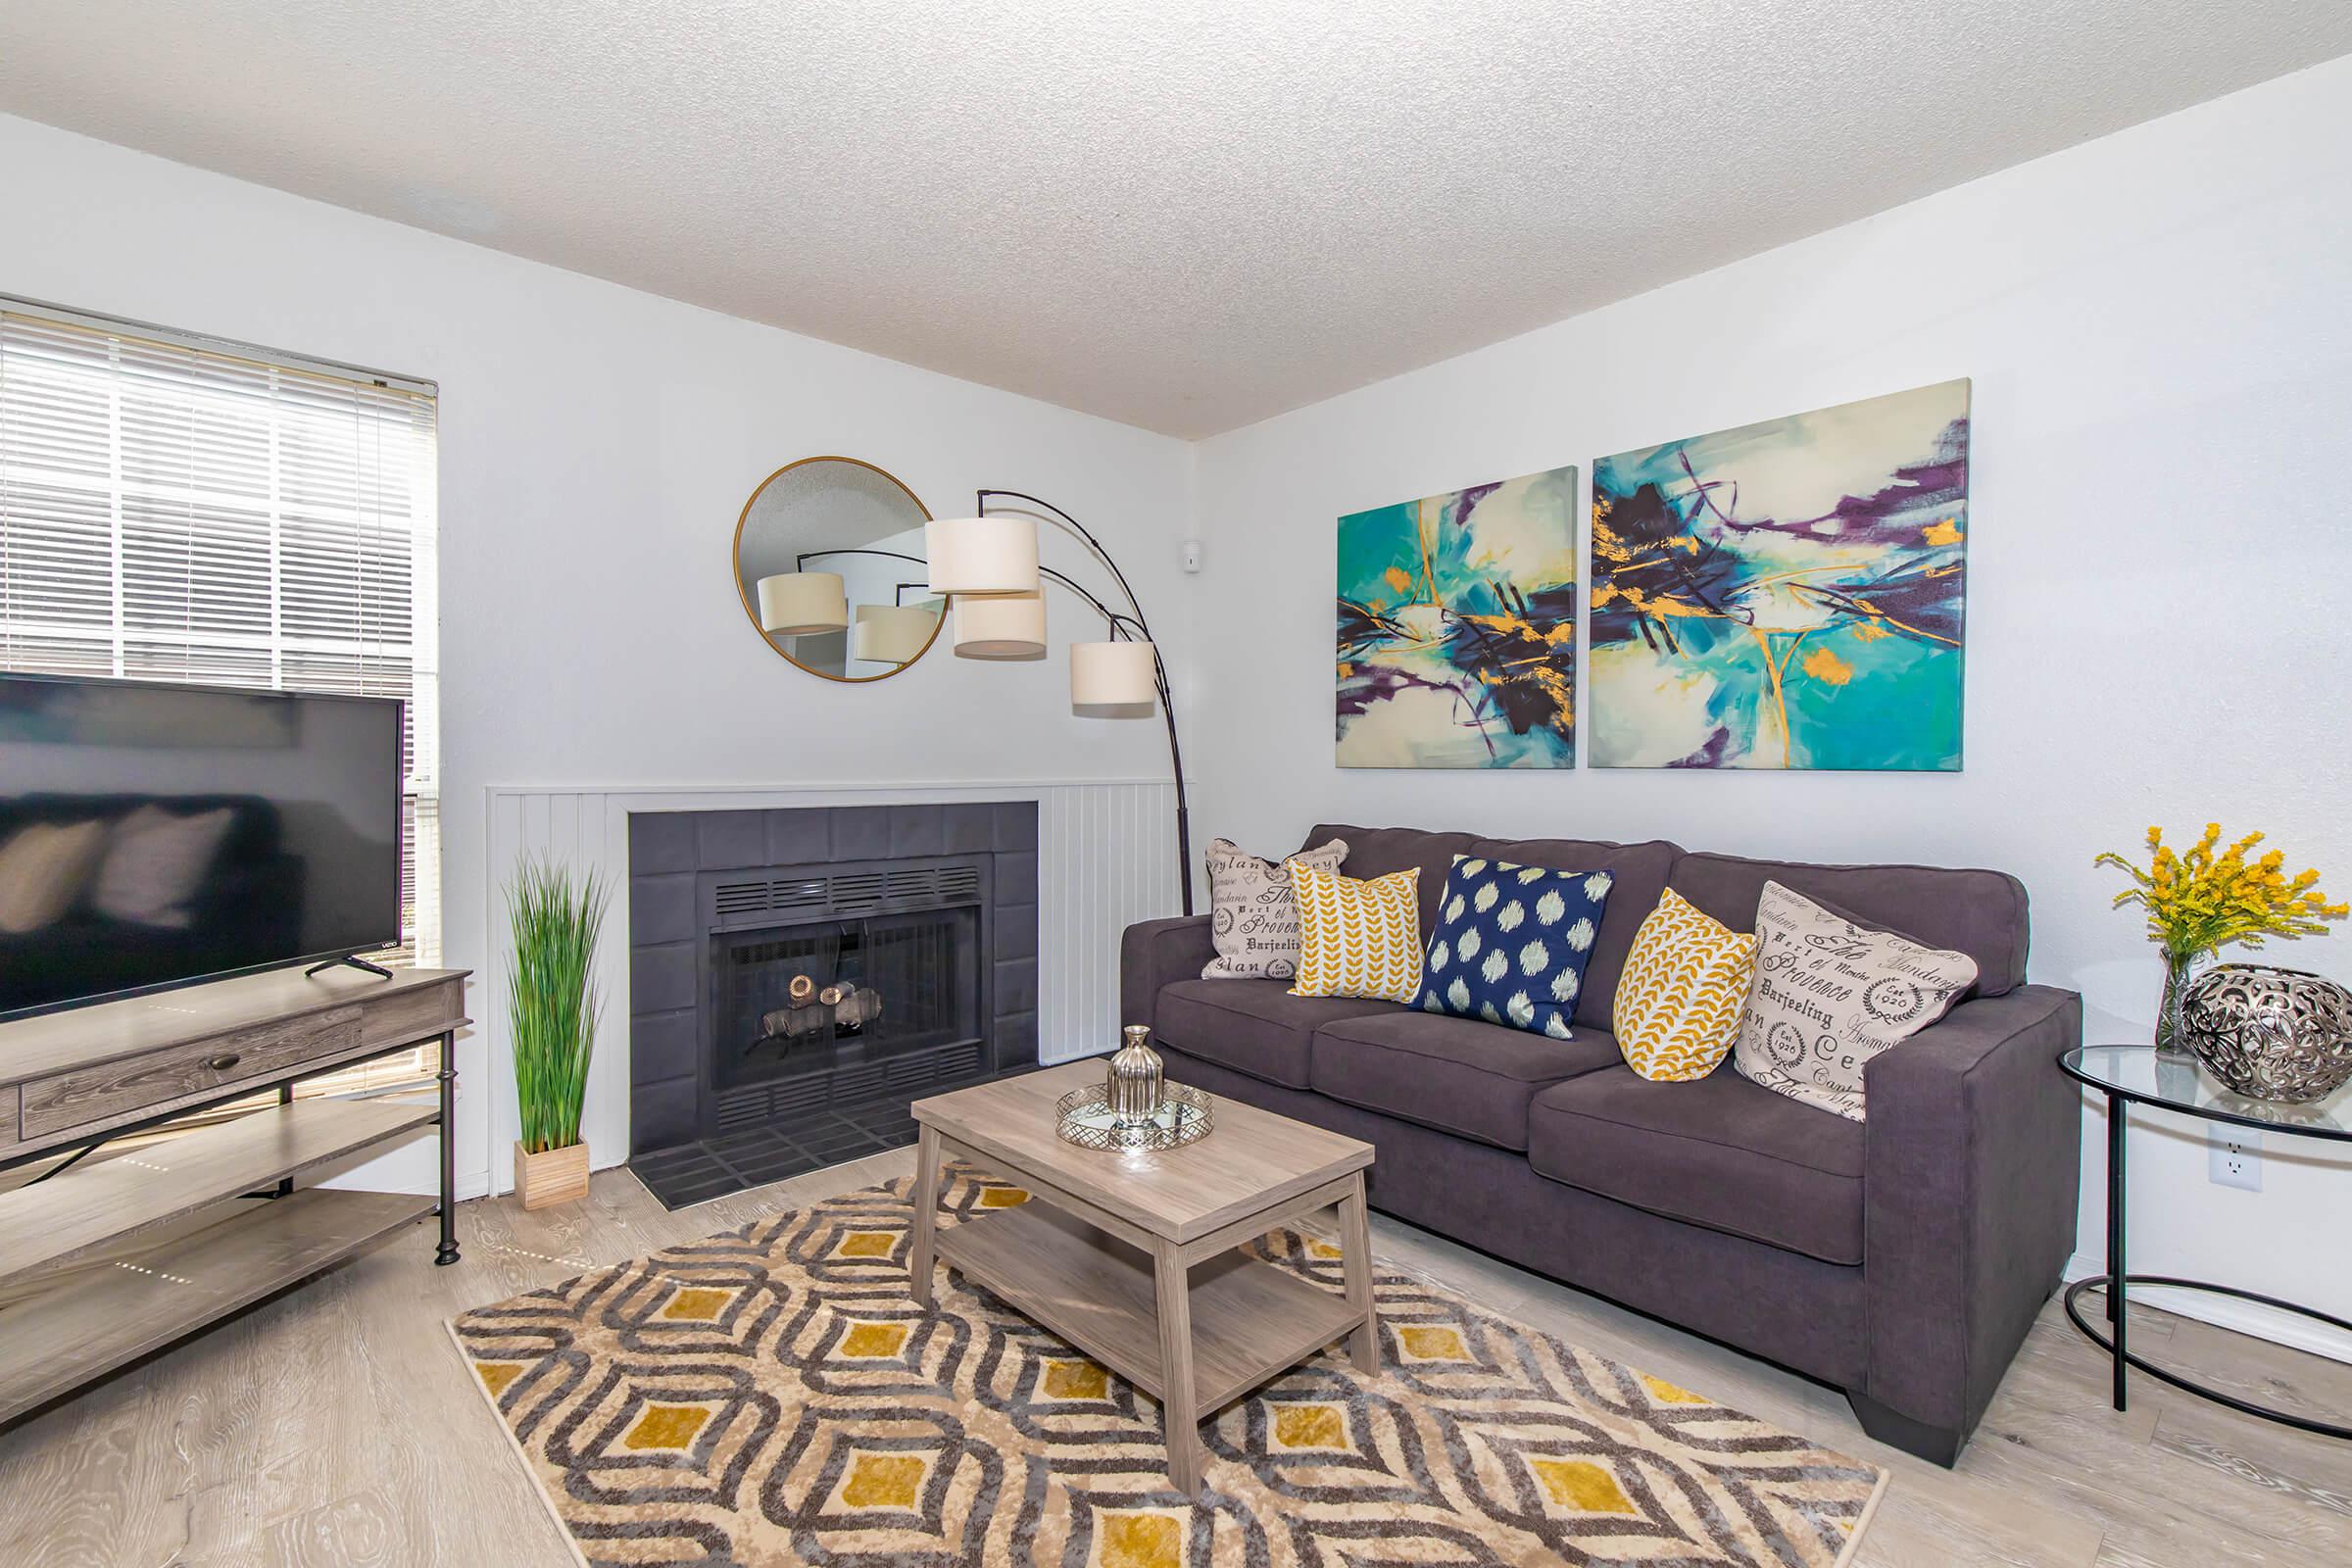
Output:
(2209, 1126), (2263, 1192)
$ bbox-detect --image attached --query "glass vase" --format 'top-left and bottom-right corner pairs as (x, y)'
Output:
(2156, 951), (2200, 1057)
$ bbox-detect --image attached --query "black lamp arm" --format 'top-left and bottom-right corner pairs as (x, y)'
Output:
(1038, 565), (1150, 640)
(795, 547), (929, 571)
(976, 488), (1193, 917)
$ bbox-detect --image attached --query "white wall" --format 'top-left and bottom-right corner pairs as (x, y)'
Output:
(0, 113), (1198, 1200)
(1191, 57), (2352, 1348)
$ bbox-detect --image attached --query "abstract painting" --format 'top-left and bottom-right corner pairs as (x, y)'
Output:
(1588, 380), (1970, 770)
(1337, 465), (1578, 768)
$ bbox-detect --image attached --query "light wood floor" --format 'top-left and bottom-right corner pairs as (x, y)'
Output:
(1, 1147), (2346, 1566)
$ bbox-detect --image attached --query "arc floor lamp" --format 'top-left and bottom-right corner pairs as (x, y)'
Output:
(926, 491), (1194, 916)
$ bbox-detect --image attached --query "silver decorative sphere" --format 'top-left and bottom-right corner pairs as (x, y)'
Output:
(2181, 963), (2352, 1103)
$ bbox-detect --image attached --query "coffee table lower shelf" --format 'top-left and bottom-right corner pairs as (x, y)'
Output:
(935, 1200), (1363, 1413)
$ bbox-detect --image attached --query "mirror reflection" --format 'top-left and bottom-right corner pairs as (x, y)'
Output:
(732, 457), (943, 681)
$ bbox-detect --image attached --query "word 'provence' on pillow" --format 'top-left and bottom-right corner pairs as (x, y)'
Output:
(1200, 836), (1348, 980)
(1731, 880), (1978, 1121)
(1614, 888), (1759, 1081)
(1412, 855), (1612, 1039)
(1287, 862), (1421, 1003)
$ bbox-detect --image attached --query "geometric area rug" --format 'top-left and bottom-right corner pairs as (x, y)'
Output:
(450, 1165), (1887, 1567)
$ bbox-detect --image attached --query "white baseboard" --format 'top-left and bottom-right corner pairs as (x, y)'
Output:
(2064, 1251), (2352, 1366)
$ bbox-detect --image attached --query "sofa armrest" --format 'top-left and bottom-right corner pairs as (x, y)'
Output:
(1119, 915), (1216, 1031)
(1859, 984), (2082, 1448)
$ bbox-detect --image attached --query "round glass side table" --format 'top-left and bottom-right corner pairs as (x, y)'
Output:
(2061, 1044), (2352, 1438)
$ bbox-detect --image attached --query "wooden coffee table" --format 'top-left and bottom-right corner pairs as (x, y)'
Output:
(907, 1060), (1377, 1494)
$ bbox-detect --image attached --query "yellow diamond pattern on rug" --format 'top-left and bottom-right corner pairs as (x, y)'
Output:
(1286, 862), (1423, 1001)
(1041, 1357), (1109, 1400)
(837, 1320), (912, 1358)
(1530, 1456), (1641, 1516)
(622, 1400), (712, 1452)
(1615, 887), (1761, 1080)
(450, 1166), (1886, 1567)
(1269, 1401), (1351, 1452)
(659, 1285), (734, 1321)
(841, 1452), (927, 1509)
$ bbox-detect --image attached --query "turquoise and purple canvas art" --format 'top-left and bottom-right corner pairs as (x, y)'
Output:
(1336, 465), (1578, 768)
(1588, 380), (1969, 771)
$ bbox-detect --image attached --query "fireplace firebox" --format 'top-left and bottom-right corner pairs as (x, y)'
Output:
(626, 804), (1039, 1207)
(714, 906), (980, 1090)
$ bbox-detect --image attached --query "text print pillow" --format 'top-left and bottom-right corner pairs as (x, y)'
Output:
(1732, 880), (1978, 1120)
(1200, 837), (1348, 980)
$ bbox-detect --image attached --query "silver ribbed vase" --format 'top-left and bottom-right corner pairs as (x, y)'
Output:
(1105, 1024), (1165, 1126)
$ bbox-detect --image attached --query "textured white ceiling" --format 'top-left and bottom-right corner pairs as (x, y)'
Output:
(3, 2), (2345, 437)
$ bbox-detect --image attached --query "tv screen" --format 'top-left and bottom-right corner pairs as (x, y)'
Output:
(0, 673), (404, 1018)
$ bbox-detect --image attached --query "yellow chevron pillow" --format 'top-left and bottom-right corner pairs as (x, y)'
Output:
(1614, 889), (1759, 1081)
(1287, 863), (1422, 1002)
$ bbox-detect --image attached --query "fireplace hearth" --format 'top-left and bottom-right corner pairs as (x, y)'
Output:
(624, 803), (1040, 1207)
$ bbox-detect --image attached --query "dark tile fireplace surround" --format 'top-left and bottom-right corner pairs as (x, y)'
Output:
(625, 802), (1040, 1207)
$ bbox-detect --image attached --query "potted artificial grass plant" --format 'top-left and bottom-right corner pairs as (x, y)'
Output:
(508, 855), (610, 1210)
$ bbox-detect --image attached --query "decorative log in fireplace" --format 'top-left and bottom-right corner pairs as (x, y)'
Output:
(760, 983), (882, 1042)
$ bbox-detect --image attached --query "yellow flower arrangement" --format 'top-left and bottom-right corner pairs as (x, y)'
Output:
(2096, 823), (2345, 960)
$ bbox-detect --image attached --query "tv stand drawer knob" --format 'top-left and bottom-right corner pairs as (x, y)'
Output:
(204, 1053), (242, 1072)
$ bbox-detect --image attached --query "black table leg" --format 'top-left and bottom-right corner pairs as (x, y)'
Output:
(2107, 1089), (2127, 1410)
(435, 1031), (461, 1265)
(276, 1081), (295, 1197)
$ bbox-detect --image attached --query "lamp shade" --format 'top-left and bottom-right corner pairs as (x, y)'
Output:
(925, 514), (1040, 595)
(757, 571), (848, 636)
(953, 590), (1046, 659)
(852, 602), (937, 664)
(1071, 639), (1158, 708)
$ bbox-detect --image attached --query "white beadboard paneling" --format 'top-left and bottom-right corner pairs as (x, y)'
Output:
(479, 778), (1186, 1195)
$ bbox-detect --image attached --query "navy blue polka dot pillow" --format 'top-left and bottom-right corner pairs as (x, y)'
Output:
(1412, 856), (1614, 1039)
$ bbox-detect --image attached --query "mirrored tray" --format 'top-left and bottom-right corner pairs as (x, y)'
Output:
(1054, 1082), (1214, 1152)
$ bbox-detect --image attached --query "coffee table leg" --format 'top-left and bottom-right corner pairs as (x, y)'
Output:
(1339, 1171), (1379, 1375)
(1152, 1238), (1202, 1495)
(909, 1125), (942, 1309)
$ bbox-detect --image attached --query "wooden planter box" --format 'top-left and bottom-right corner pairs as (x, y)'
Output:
(514, 1140), (590, 1210)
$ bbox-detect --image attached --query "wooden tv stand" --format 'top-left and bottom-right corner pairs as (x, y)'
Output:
(0, 964), (468, 1426)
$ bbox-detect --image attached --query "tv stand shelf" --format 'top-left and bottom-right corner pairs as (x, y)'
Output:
(0, 964), (467, 1427)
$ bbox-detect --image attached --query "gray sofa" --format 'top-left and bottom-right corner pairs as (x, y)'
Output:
(1120, 823), (2083, 1465)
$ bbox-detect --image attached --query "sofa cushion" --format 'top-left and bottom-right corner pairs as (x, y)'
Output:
(1472, 837), (1682, 1028)
(1413, 855), (1614, 1039)
(1201, 836), (1348, 980)
(1152, 979), (1405, 1089)
(1305, 823), (1481, 941)
(1288, 863), (1423, 1002)
(1527, 1065), (1867, 1264)
(1668, 851), (2028, 998)
(1614, 888), (1758, 1081)
(1309, 1009), (1622, 1151)
(1731, 880), (1980, 1121)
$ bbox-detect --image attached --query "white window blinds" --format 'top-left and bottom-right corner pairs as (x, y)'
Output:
(0, 303), (440, 971)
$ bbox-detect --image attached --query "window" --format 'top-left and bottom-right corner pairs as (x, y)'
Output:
(0, 300), (440, 1094)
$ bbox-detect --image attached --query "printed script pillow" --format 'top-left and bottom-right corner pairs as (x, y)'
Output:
(1412, 856), (1613, 1039)
(1732, 880), (1979, 1120)
(1200, 837), (1348, 980)
(1613, 889), (1759, 1081)
(1288, 863), (1422, 1002)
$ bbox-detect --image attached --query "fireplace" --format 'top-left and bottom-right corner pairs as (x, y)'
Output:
(625, 803), (1039, 1205)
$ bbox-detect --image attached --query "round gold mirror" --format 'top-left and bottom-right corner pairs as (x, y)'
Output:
(731, 456), (945, 681)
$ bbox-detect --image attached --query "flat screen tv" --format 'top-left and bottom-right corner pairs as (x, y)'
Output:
(0, 673), (405, 1019)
